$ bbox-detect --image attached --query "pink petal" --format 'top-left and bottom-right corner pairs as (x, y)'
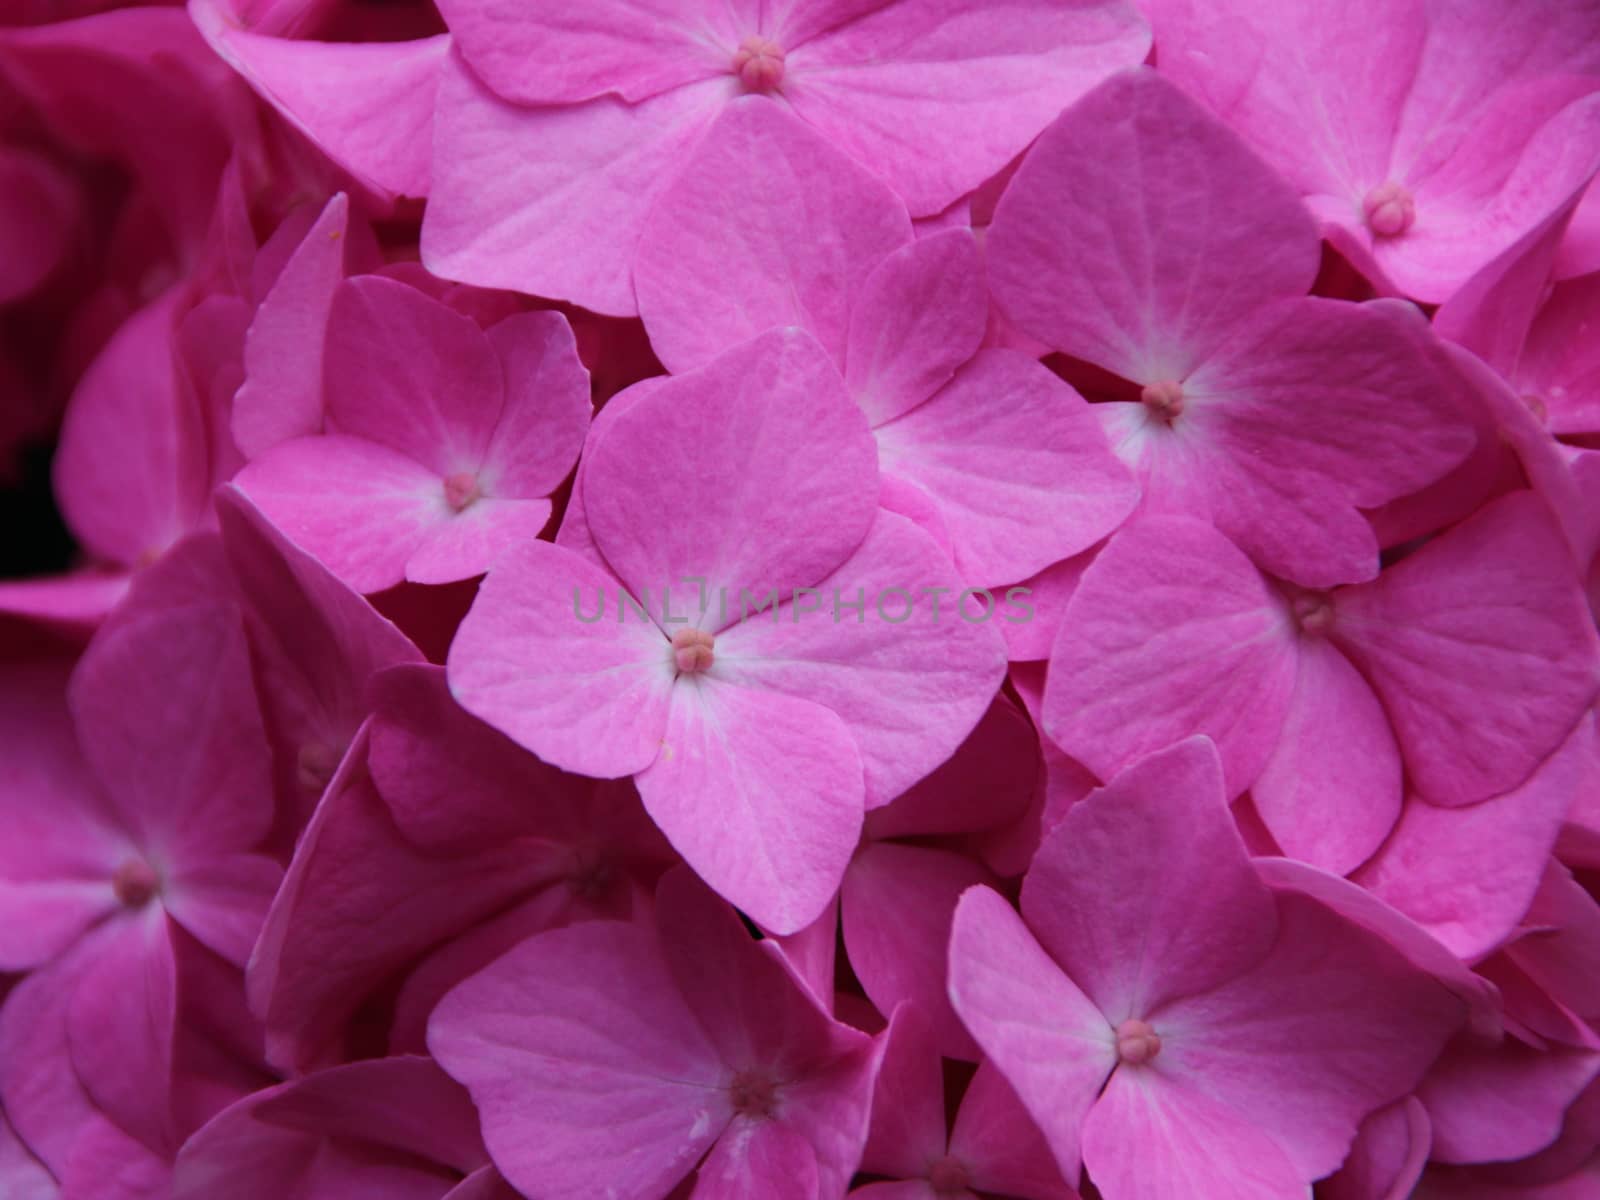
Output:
(875, 349), (1138, 585)
(785, 1), (1151, 215)
(950, 1061), (1079, 1200)
(947, 886), (1116, 1179)
(714, 509), (1008, 806)
(843, 843), (991, 1059)
(1251, 637), (1402, 876)
(437, 0), (733, 106)
(635, 97), (912, 374)
(189, 3), (445, 197)
(1332, 491), (1600, 807)
(405, 498), (553, 586)
(1154, 890), (1466, 1182)
(0, 1110), (54, 1200)
(988, 67), (1316, 383)
(860, 1006), (949, 1180)
(446, 540), (676, 778)
(1322, 1097), (1432, 1200)
(232, 193), (351, 458)
(845, 230), (986, 427)
(481, 310), (592, 498)
(695, 1120), (818, 1200)
(427, 918), (728, 1200)
(582, 327), (878, 620)
(234, 435), (450, 594)
(1022, 738), (1276, 1019)
(423, 50), (722, 316)
(162, 852), (283, 969)
(69, 602), (273, 860)
(636, 679), (864, 934)
(1042, 516), (1297, 796)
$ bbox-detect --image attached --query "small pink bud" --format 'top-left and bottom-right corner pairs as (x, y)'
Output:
(1115, 1017), (1162, 1065)
(443, 471), (482, 512)
(671, 627), (715, 674)
(1362, 181), (1416, 238)
(1291, 590), (1335, 636)
(1140, 379), (1185, 422)
(113, 858), (160, 908)
(732, 35), (785, 92)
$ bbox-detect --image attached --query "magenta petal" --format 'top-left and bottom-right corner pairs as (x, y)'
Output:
(874, 350), (1139, 586)
(1251, 637), (1402, 876)
(1043, 516), (1297, 796)
(427, 919), (728, 1200)
(947, 886), (1116, 1178)
(950, 1061), (1078, 1200)
(635, 98), (912, 374)
(1022, 738), (1276, 1019)
(1333, 491), (1600, 807)
(481, 310), (592, 498)
(0, 1110), (54, 1200)
(446, 540), (675, 778)
(1323, 1097), (1432, 1200)
(637, 680), (864, 935)
(989, 67), (1317, 382)
(860, 1006), (949, 1180)
(695, 1120), (819, 1200)
(843, 843), (991, 1059)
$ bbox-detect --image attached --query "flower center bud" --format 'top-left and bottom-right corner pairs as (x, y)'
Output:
(1522, 394), (1549, 425)
(732, 35), (785, 92)
(1362, 181), (1415, 238)
(1291, 590), (1335, 636)
(928, 1155), (971, 1194)
(1115, 1018), (1162, 1065)
(672, 627), (715, 674)
(728, 1069), (779, 1119)
(443, 471), (482, 512)
(1140, 379), (1185, 422)
(297, 741), (344, 791)
(113, 857), (160, 908)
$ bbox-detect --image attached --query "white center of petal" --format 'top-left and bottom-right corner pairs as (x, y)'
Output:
(1362, 181), (1415, 238)
(1115, 1017), (1162, 1065)
(113, 857), (160, 908)
(671, 627), (715, 675)
(732, 35), (785, 91)
(443, 471), (482, 512)
(1140, 379), (1185, 423)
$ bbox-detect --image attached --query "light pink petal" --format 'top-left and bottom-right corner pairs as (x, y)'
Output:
(1177, 296), (1474, 587)
(1332, 491), (1600, 807)
(69, 602), (273, 860)
(1520, 271), (1600, 438)
(1323, 1097), (1432, 1200)
(424, 50), (722, 316)
(406, 497), (553, 586)
(247, 727), (563, 1073)
(1416, 1034), (1600, 1166)
(860, 1006), (949, 1180)
(481, 311), (592, 498)
(427, 918), (728, 1200)
(995, 553), (1093, 663)
(1155, 890), (1466, 1181)
(324, 275), (505, 474)
(875, 350), (1138, 585)
(583, 327), (878, 621)
(188, 3), (444, 197)
(864, 694), (1038, 841)
(714, 509), (1008, 806)
(234, 435), (449, 594)
(696, 1120), (818, 1200)
(635, 97), (912, 374)
(446, 540), (676, 778)
(1251, 638), (1402, 876)
(988, 67), (1316, 382)
(1042, 516), (1297, 796)
(845, 229), (986, 426)
(947, 886), (1116, 1179)
(1355, 715), (1590, 962)
(785, 1), (1151, 215)
(772, 897), (839, 1009)
(66, 910), (177, 1155)
(636, 680), (863, 934)
(1507, 862), (1600, 1026)
(1023, 738), (1276, 1019)
(1081, 1069), (1305, 1200)
(437, 0), (732, 106)
(58, 1117), (170, 1200)
(232, 193), (351, 458)
(951, 1061), (1079, 1200)
(843, 843), (991, 1059)
(53, 289), (208, 567)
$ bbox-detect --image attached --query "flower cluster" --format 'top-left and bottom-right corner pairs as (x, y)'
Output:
(2, 1), (1600, 1198)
